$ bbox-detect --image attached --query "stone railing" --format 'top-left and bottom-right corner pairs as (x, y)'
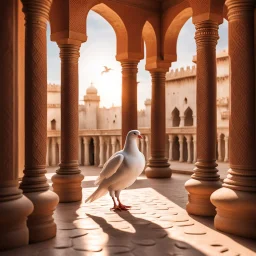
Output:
(47, 126), (229, 167)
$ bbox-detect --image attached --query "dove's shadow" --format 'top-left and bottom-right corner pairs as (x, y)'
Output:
(87, 211), (207, 256)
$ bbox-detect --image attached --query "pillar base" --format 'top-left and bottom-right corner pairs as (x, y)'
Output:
(98, 164), (103, 168)
(145, 158), (172, 178)
(52, 172), (84, 202)
(185, 178), (222, 216)
(24, 190), (59, 243)
(0, 195), (34, 250)
(211, 187), (256, 239)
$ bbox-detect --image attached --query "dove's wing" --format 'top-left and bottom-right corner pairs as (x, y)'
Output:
(104, 66), (108, 70)
(94, 154), (124, 185)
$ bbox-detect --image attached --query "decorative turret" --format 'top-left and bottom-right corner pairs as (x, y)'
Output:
(84, 82), (100, 102)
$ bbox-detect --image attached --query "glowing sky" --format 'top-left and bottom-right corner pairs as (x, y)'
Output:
(47, 12), (228, 110)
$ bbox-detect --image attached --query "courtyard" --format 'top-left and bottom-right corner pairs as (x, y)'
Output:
(2, 166), (255, 256)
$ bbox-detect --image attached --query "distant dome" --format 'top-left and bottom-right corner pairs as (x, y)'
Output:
(86, 82), (97, 95)
(144, 98), (151, 106)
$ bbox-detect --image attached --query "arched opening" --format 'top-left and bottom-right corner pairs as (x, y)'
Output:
(51, 119), (56, 130)
(184, 107), (193, 126)
(172, 108), (180, 127)
(172, 136), (180, 161)
(183, 136), (188, 162)
(89, 138), (94, 165)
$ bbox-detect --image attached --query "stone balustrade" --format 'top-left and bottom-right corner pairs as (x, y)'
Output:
(46, 127), (228, 167)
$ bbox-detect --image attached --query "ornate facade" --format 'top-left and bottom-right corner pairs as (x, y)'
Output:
(1, 0), (255, 251)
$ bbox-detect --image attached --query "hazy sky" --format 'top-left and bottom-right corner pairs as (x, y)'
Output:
(47, 12), (228, 110)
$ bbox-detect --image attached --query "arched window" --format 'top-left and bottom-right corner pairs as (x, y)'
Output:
(51, 119), (56, 130)
(172, 108), (180, 127)
(184, 107), (193, 126)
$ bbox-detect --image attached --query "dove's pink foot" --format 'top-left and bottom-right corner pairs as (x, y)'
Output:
(110, 205), (121, 211)
(118, 203), (131, 210)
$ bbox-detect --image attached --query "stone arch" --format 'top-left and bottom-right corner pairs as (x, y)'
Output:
(172, 108), (180, 127)
(163, 7), (193, 62)
(51, 119), (56, 130)
(142, 20), (158, 65)
(184, 107), (193, 126)
(172, 136), (180, 161)
(89, 3), (129, 58)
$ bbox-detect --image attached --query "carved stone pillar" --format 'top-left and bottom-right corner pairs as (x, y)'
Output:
(217, 136), (222, 161)
(46, 137), (49, 166)
(140, 135), (145, 155)
(145, 71), (172, 178)
(186, 135), (192, 163)
(83, 137), (90, 166)
(93, 136), (98, 166)
(57, 137), (61, 165)
(19, 0), (59, 243)
(168, 135), (173, 161)
(78, 137), (82, 165)
(111, 136), (116, 155)
(145, 135), (149, 161)
(193, 135), (197, 163)
(0, 0), (34, 249)
(51, 137), (57, 166)
(98, 136), (104, 168)
(185, 20), (222, 216)
(211, 0), (256, 238)
(121, 61), (138, 146)
(105, 137), (110, 160)
(224, 135), (229, 162)
(52, 42), (84, 202)
(178, 135), (184, 162)
(179, 115), (185, 127)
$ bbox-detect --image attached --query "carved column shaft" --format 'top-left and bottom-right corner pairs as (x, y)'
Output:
(83, 137), (90, 166)
(179, 135), (184, 162)
(224, 136), (229, 162)
(217, 136), (222, 161)
(111, 136), (116, 155)
(121, 61), (138, 146)
(145, 71), (171, 178)
(193, 135), (197, 163)
(51, 137), (56, 166)
(19, 0), (59, 243)
(211, 0), (256, 239)
(98, 136), (104, 168)
(52, 43), (84, 202)
(168, 135), (173, 161)
(0, 0), (34, 250)
(186, 135), (192, 163)
(185, 20), (221, 216)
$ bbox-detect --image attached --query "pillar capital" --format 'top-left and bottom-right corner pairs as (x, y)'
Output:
(195, 20), (219, 47)
(178, 134), (184, 142)
(21, 0), (52, 27)
(168, 134), (173, 142)
(58, 43), (81, 63)
(226, 0), (255, 21)
(111, 136), (117, 144)
(185, 134), (192, 142)
(83, 136), (90, 145)
(121, 61), (139, 75)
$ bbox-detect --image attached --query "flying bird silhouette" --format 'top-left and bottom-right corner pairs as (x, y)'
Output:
(101, 66), (113, 75)
(137, 81), (140, 85)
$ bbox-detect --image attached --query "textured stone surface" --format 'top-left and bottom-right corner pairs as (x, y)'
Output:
(2, 168), (255, 256)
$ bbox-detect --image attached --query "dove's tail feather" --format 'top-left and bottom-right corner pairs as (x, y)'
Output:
(94, 176), (104, 186)
(85, 186), (108, 203)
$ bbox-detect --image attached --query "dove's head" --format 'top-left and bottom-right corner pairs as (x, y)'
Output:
(127, 130), (142, 140)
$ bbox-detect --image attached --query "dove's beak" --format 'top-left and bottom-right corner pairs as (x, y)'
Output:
(138, 135), (143, 139)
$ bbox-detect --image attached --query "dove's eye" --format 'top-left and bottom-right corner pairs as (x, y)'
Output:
(133, 132), (136, 135)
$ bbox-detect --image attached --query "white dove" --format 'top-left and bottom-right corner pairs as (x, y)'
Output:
(85, 130), (145, 210)
(101, 66), (113, 75)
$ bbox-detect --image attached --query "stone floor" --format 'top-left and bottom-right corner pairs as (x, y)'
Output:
(3, 166), (256, 256)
